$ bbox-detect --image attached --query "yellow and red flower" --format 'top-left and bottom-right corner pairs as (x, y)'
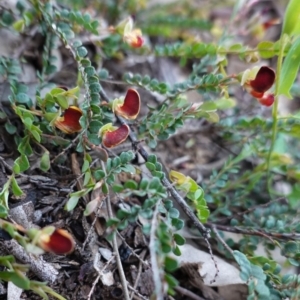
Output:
(115, 16), (144, 48)
(38, 227), (75, 255)
(54, 106), (83, 134)
(241, 66), (275, 106)
(113, 89), (141, 120)
(99, 123), (130, 148)
(124, 29), (144, 48)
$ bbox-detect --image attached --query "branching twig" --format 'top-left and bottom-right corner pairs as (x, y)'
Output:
(117, 232), (149, 268)
(217, 197), (287, 223)
(211, 225), (234, 255)
(50, 133), (82, 163)
(206, 222), (300, 241)
(82, 196), (105, 251)
(127, 284), (149, 300)
(130, 249), (147, 300)
(87, 252), (115, 300)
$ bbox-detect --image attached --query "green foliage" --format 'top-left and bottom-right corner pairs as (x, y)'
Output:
(142, 15), (212, 38)
(138, 95), (220, 148)
(279, 36), (300, 98)
(0, 57), (22, 82)
(234, 251), (270, 299)
(1, 0), (300, 299)
(282, 0), (300, 36)
(123, 72), (224, 97)
(155, 42), (217, 58)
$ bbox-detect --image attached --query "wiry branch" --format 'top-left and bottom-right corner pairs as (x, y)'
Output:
(206, 222), (300, 241)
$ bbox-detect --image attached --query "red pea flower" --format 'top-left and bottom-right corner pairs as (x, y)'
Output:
(249, 66), (275, 97)
(54, 106), (83, 134)
(241, 66), (275, 106)
(99, 123), (130, 148)
(116, 16), (144, 48)
(38, 227), (75, 255)
(113, 89), (141, 120)
(124, 29), (144, 48)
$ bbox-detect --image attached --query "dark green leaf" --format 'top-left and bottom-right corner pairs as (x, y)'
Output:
(14, 155), (29, 172)
(164, 273), (179, 288)
(85, 66), (95, 77)
(143, 198), (157, 209)
(172, 245), (181, 256)
(124, 180), (138, 190)
(94, 169), (105, 180)
(10, 271), (30, 290)
(172, 218), (184, 230)
(0, 204), (8, 218)
(145, 162), (156, 171)
(112, 184), (124, 193)
(165, 256), (178, 272)
(161, 243), (172, 253)
(11, 177), (23, 196)
(173, 233), (185, 246)
(149, 177), (160, 190)
(147, 154), (157, 164)
(117, 209), (131, 219)
(106, 218), (120, 227)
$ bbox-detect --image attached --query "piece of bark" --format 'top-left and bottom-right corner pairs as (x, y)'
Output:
(3, 240), (58, 283)
(9, 201), (35, 229)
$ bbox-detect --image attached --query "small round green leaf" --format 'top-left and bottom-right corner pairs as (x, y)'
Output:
(165, 256), (178, 272)
(77, 46), (88, 57)
(173, 233), (185, 246)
